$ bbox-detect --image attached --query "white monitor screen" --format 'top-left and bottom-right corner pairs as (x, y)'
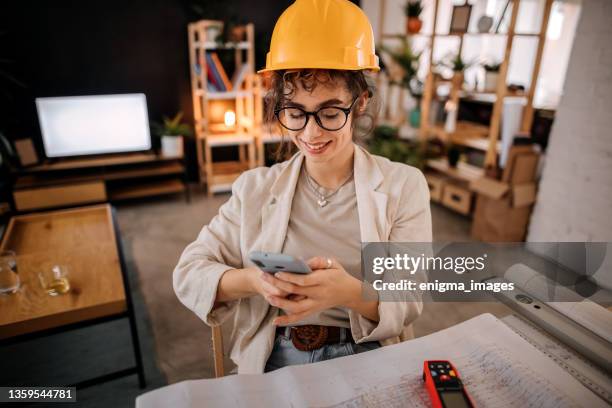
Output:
(36, 93), (151, 158)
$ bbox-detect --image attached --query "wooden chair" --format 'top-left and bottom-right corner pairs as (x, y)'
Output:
(212, 326), (225, 377)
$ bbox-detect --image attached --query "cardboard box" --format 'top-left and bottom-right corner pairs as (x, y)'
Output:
(470, 178), (537, 241)
(512, 183), (537, 207)
(502, 145), (539, 184)
(470, 146), (540, 241)
(470, 178), (536, 205)
(471, 194), (532, 241)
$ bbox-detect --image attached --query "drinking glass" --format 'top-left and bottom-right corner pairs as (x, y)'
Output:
(0, 250), (20, 295)
(38, 264), (71, 296)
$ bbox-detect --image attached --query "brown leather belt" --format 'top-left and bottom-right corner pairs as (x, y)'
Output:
(276, 325), (354, 351)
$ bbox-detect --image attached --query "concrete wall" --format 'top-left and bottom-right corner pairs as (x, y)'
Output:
(527, 0), (612, 241)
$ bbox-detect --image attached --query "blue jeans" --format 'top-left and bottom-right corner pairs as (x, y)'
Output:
(264, 328), (381, 373)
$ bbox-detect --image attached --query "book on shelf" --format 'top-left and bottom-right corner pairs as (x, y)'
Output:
(205, 65), (218, 90)
(210, 52), (233, 91)
(195, 54), (252, 94)
(205, 53), (226, 92)
(196, 55), (221, 91)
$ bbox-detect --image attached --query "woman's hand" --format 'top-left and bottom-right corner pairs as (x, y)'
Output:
(250, 268), (291, 298)
(214, 267), (296, 306)
(265, 257), (363, 325)
(251, 268), (307, 302)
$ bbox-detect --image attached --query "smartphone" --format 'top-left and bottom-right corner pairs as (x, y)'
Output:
(249, 251), (311, 274)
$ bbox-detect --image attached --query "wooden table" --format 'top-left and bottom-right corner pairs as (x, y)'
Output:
(0, 204), (145, 389)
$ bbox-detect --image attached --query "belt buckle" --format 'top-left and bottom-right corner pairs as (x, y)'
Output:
(291, 325), (328, 351)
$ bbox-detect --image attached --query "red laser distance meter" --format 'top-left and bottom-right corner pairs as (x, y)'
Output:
(423, 360), (475, 408)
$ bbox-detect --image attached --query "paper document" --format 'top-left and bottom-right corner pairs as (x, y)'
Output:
(502, 314), (612, 404)
(136, 314), (607, 408)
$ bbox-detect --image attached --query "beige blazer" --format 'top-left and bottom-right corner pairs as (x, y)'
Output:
(173, 144), (432, 374)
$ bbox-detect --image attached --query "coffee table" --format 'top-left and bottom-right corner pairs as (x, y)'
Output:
(0, 204), (145, 389)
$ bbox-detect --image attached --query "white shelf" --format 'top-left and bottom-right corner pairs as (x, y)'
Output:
(195, 41), (251, 50)
(382, 32), (541, 39)
(459, 91), (528, 104)
(205, 133), (255, 147)
(209, 183), (233, 193)
(195, 90), (253, 99)
(426, 158), (485, 183)
(208, 161), (251, 193)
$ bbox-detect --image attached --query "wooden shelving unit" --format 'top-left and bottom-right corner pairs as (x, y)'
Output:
(378, 0), (553, 217)
(11, 152), (188, 212)
(108, 179), (185, 201)
(15, 162), (185, 188)
(427, 121), (490, 150)
(418, 0), (553, 169)
(19, 152), (173, 172)
(426, 157), (484, 183)
(188, 20), (262, 195)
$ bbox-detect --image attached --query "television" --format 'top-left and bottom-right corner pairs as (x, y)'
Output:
(35, 93), (152, 158)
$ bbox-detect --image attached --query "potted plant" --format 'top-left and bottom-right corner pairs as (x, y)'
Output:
(152, 112), (193, 157)
(381, 37), (422, 127)
(368, 125), (425, 169)
(228, 23), (247, 42)
(205, 22), (223, 43)
(405, 0), (424, 34)
(372, 124), (398, 141)
(483, 61), (502, 91)
(438, 53), (476, 90)
(407, 78), (424, 128)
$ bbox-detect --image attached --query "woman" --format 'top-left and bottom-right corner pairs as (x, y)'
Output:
(173, 0), (432, 375)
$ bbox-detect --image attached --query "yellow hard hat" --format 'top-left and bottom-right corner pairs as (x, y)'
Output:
(258, 0), (380, 73)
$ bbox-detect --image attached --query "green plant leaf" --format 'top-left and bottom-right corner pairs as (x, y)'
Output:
(436, 53), (478, 72)
(404, 0), (423, 17)
(154, 111), (193, 137)
(380, 37), (422, 95)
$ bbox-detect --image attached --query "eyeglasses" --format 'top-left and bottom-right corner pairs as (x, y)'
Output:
(274, 97), (358, 132)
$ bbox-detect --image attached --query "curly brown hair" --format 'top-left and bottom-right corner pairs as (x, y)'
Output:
(262, 69), (379, 161)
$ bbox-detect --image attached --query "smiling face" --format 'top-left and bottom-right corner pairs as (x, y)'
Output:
(264, 69), (373, 164)
(282, 78), (358, 164)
